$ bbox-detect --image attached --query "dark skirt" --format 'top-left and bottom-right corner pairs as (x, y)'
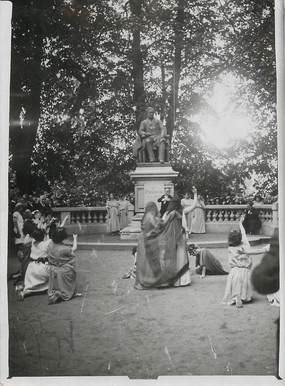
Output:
(195, 249), (228, 275)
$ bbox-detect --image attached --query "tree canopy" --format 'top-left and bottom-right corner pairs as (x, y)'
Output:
(9, 0), (277, 202)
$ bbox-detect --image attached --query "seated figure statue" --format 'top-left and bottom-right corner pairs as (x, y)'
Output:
(133, 107), (169, 163)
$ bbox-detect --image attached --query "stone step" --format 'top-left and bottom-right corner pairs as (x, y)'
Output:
(68, 234), (271, 251)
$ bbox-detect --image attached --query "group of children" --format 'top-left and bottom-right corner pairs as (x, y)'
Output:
(11, 205), (80, 304)
(19, 227), (79, 304)
(14, 204), (278, 310)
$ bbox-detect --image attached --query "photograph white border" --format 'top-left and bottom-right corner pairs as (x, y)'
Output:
(0, 0), (284, 384)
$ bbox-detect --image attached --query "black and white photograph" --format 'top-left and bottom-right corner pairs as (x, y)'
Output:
(0, 0), (284, 383)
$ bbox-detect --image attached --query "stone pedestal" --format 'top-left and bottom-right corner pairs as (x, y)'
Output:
(120, 163), (178, 239)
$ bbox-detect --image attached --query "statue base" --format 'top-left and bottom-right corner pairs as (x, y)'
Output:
(120, 162), (178, 240)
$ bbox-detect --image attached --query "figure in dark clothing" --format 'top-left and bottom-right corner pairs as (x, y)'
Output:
(157, 188), (172, 217)
(251, 228), (280, 378)
(242, 202), (262, 234)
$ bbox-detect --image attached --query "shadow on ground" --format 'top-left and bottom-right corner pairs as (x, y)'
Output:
(8, 246), (279, 378)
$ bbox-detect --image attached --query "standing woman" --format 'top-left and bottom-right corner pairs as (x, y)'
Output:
(47, 228), (78, 304)
(184, 188), (206, 234)
(106, 193), (120, 235)
(119, 195), (130, 229)
(181, 192), (193, 233)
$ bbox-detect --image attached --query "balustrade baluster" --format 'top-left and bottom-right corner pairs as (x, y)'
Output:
(226, 209), (231, 221)
(93, 211), (98, 223)
(87, 211), (91, 224)
(70, 212), (75, 224)
(206, 209), (211, 223)
(217, 210), (222, 222)
(98, 212), (103, 224)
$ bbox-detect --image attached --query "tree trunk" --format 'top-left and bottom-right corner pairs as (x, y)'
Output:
(166, 0), (185, 141)
(129, 0), (146, 128)
(160, 61), (167, 122)
(10, 2), (44, 194)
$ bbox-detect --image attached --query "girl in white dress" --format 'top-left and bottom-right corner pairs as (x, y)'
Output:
(119, 195), (130, 229)
(181, 192), (193, 233)
(19, 229), (51, 299)
(183, 187), (206, 235)
(106, 194), (120, 234)
(222, 216), (268, 308)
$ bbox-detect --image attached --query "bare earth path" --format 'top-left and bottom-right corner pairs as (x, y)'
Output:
(8, 247), (279, 378)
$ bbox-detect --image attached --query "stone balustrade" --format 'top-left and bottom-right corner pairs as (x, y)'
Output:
(205, 204), (277, 235)
(52, 203), (278, 236)
(52, 206), (135, 234)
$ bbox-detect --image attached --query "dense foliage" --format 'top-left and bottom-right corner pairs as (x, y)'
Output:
(9, 0), (277, 202)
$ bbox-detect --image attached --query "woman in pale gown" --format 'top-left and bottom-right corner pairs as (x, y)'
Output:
(119, 195), (130, 229)
(106, 193), (120, 234)
(181, 192), (193, 233)
(184, 188), (206, 234)
(135, 200), (191, 289)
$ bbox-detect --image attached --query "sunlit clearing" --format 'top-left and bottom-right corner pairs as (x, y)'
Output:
(192, 74), (254, 149)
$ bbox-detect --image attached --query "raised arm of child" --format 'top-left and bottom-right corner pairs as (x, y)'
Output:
(72, 234), (78, 253)
(60, 215), (69, 227)
(239, 215), (251, 248)
(240, 215), (268, 255)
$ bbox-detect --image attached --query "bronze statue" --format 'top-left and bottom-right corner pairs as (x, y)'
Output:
(133, 107), (169, 163)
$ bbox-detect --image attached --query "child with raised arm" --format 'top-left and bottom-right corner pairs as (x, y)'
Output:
(222, 215), (268, 308)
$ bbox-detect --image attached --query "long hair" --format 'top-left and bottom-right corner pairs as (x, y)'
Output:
(50, 227), (68, 244)
(165, 198), (182, 215)
(141, 202), (159, 232)
(228, 229), (242, 247)
(31, 229), (45, 242)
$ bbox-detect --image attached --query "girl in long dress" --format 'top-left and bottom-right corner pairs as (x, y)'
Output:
(135, 200), (191, 289)
(222, 217), (268, 308)
(119, 195), (130, 229)
(190, 192), (206, 234)
(19, 229), (51, 300)
(183, 188), (206, 235)
(181, 192), (193, 232)
(47, 228), (78, 304)
(106, 193), (120, 234)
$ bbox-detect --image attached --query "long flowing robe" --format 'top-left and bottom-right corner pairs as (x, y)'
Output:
(135, 210), (191, 289)
(106, 200), (120, 233)
(47, 242), (76, 302)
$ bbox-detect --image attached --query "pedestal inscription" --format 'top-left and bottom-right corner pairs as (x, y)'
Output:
(120, 163), (178, 239)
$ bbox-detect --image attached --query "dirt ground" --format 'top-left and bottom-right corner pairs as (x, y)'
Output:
(7, 246), (279, 378)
